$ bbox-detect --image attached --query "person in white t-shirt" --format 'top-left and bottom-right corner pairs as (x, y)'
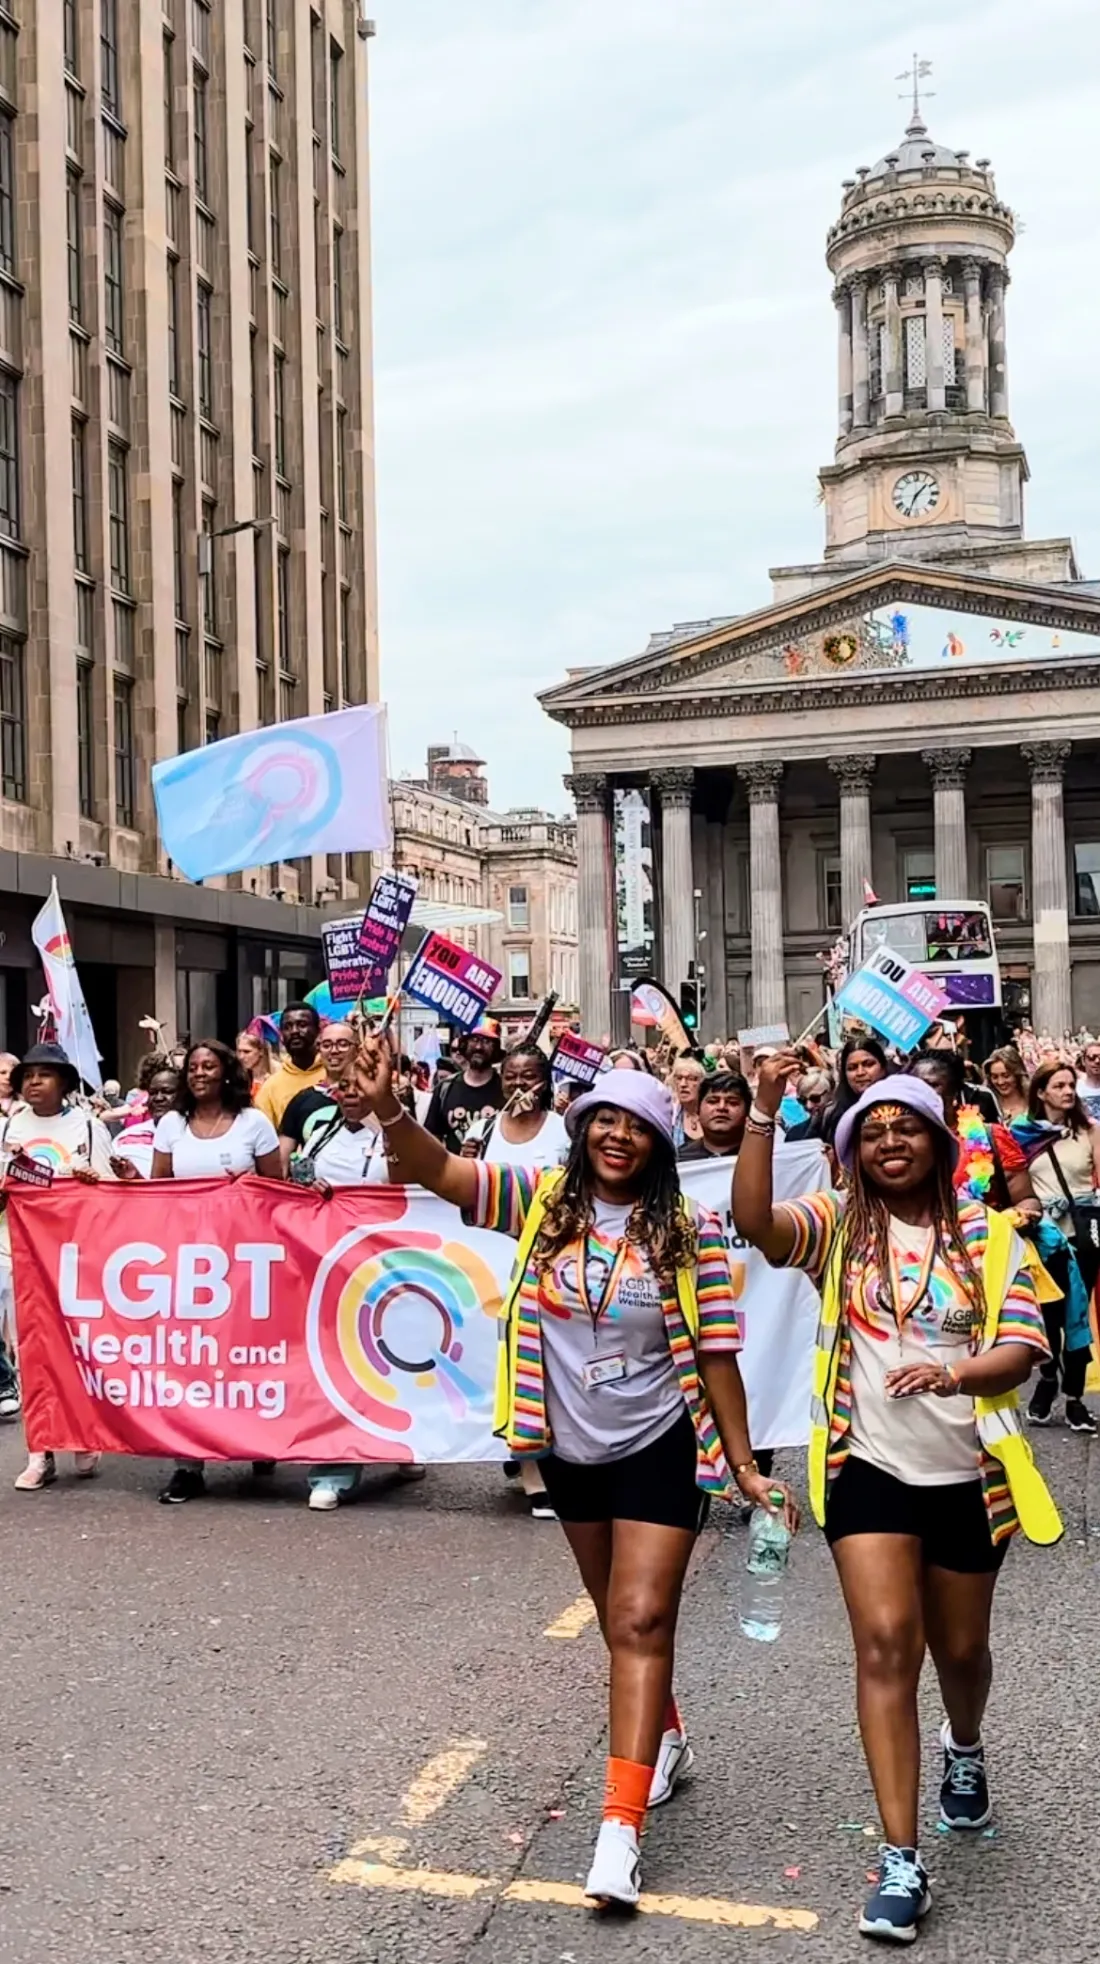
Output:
(1076, 1038), (1100, 1125)
(3, 1043), (117, 1489)
(111, 1064), (180, 1180)
(304, 1073), (429, 1510)
(153, 1040), (282, 1505)
(478, 1044), (570, 1171)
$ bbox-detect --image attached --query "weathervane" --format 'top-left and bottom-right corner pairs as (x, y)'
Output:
(896, 53), (934, 128)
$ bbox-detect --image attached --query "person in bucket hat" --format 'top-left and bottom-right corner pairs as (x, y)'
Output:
(734, 1053), (1060, 1944)
(352, 1039), (797, 1912)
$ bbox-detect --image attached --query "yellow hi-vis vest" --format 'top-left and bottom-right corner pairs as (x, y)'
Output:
(808, 1207), (1063, 1546)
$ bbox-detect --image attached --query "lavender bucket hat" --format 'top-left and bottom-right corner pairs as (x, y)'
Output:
(833, 1072), (959, 1173)
(565, 1068), (677, 1149)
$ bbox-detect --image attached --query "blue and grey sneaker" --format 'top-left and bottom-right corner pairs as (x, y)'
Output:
(939, 1721), (992, 1829)
(859, 1845), (931, 1944)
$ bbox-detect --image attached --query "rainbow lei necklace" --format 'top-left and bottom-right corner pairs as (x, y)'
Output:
(957, 1104), (993, 1198)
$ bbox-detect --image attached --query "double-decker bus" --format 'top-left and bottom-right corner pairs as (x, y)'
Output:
(849, 900), (1004, 1056)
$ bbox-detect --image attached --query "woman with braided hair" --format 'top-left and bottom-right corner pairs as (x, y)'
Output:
(353, 1036), (796, 1911)
(734, 1054), (1060, 1946)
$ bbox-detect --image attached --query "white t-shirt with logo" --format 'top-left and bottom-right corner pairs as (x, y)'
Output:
(153, 1107), (279, 1178)
(311, 1121), (390, 1187)
(484, 1111), (570, 1169)
(0, 1104), (116, 1262)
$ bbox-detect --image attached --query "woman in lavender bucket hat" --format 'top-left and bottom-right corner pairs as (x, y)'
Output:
(352, 1042), (797, 1910)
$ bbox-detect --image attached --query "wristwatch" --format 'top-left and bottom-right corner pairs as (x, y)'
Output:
(732, 1457), (758, 1481)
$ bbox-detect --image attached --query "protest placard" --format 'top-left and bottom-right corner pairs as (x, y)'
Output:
(356, 872), (418, 988)
(833, 945), (949, 1052)
(550, 1031), (608, 1087)
(320, 913), (374, 1004)
(402, 932), (501, 1031)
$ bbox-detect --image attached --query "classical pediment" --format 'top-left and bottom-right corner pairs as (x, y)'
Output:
(540, 560), (1100, 723)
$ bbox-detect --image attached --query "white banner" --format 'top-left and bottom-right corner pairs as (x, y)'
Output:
(678, 1140), (827, 1449)
(31, 879), (103, 1090)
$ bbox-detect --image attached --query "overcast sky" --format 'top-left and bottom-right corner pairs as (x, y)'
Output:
(368, 0), (1100, 812)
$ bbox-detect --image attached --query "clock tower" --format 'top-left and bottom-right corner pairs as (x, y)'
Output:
(817, 98), (1030, 568)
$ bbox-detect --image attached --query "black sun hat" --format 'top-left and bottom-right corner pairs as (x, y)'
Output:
(10, 1041), (82, 1097)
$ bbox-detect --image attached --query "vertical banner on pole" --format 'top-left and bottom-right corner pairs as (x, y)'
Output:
(612, 787), (654, 994)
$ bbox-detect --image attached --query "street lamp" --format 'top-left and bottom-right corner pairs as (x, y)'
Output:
(693, 887), (706, 1030)
(197, 512), (277, 579)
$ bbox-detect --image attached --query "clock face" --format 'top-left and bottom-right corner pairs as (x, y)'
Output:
(892, 470), (940, 519)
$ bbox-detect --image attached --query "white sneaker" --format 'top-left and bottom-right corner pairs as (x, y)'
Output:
(308, 1483), (340, 1511)
(648, 1728), (695, 1807)
(584, 1820), (641, 1909)
(73, 1451), (101, 1479)
(0, 1389), (20, 1418)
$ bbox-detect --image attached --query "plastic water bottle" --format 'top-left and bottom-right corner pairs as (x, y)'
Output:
(740, 1499), (791, 1643)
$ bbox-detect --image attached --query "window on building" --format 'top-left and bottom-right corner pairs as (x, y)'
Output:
(103, 203), (124, 354)
(192, 0), (210, 70)
(986, 844), (1026, 923)
(266, 0), (278, 80)
(0, 113), (14, 277)
(67, 173), (83, 322)
(0, 633), (25, 801)
(172, 478), (185, 620)
(72, 420), (88, 571)
(339, 584), (351, 700)
(268, 154), (281, 273)
(1074, 843), (1100, 918)
(904, 313), (925, 390)
(276, 546), (290, 673)
(329, 41), (342, 157)
(193, 72), (209, 204)
(107, 442), (129, 592)
(821, 853), (842, 931)
(64, 0), (79, 77)
(507, 952), (531, 1001)
(0, 371), (18, 542)
(167, 257), (181, 395)
(942, 316), (957, 387)
(197, 282), (212, 418)
(332, 226), (344, 340)
(336, 405), (347, 520)
(245, 129), (257, 256)
(77, 659), (94, 816)
(205, 707), (220, 745)
(163, 36), (175, 169)
(904, 849), (936, 902)
(507, 884), (529, 928)
(201, 502), (217, 634)
(113, 675), (136, 827)
(249, 330), (261, 453)
(273, 349), (286, 474)
(101, 0), (120, 119)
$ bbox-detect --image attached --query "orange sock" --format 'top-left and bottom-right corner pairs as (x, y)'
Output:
(603, 1756), (653, 1834)
(663, 1694), (682, 1735)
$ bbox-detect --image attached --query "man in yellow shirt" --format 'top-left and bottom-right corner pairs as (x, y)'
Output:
(255, 1002), (327, 1128)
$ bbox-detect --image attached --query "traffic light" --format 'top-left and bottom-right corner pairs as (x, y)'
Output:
(680, 977), (698, 1030)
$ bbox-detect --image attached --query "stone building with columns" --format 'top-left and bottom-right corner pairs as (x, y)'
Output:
(544, 102), (1100, 1046)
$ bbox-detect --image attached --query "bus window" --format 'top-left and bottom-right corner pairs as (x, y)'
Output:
(925, 911), (994, 962)
(860, 912), (927, 964)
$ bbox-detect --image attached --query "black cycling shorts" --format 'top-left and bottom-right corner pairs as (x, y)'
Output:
(538, 1408), (708, 1533)
(825, 1453), (1006, 1575)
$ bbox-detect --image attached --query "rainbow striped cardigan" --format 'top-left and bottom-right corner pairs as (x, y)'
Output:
(484, 1165), (739, 1497)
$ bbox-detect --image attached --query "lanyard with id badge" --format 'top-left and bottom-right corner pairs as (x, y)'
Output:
(576, 1234), (631, 1390)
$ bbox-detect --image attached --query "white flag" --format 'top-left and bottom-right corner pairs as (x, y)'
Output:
(31, 879), (102, 1090)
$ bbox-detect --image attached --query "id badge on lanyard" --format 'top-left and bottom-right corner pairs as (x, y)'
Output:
(577, 1235), (629, 1389)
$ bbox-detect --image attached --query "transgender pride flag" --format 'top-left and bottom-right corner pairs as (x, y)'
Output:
(152, 703), (391, 882)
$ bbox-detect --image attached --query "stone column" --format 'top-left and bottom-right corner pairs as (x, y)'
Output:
(923, 257), (946, 411)
(835, 283), (853, 436)
(988, 268), (1009, 418)
(962, 259), (986, 412)
(882, 272), (903, 417)
(850, 276), (870, 428)
(829, 756), (876, 926)
(1023, 742), (1072, 1036)
(654, 768), (695, 998)
(565, 773), (613, 1039)
(921, 749), (971, 899)
(736, 762), (786, 1026)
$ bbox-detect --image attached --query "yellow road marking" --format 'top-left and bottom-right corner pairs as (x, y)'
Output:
(329, 1858), (818, 1931)
(396, 1739), (487, 1827)
(543, 1592), (598, 1640)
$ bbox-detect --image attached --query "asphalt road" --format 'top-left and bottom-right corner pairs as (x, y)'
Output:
(3, 1423), (1098, 1964)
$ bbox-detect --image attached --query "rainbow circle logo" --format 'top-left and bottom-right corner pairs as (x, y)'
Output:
(305, 1222), (503, 1460)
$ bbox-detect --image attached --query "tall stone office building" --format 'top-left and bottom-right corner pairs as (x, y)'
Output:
(0, 0), (378, 1076)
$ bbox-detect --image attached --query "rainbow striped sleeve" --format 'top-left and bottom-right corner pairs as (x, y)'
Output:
(773, 1190), (844, 1283)
(463, 1163), (539, 1239)
(994, 1258), (1050, 1355)
(694, 1208), (743, 1353)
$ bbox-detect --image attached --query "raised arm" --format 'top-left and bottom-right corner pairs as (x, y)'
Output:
(355, 1035), (478, 1211)
(731, 1049), (800, 1264)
